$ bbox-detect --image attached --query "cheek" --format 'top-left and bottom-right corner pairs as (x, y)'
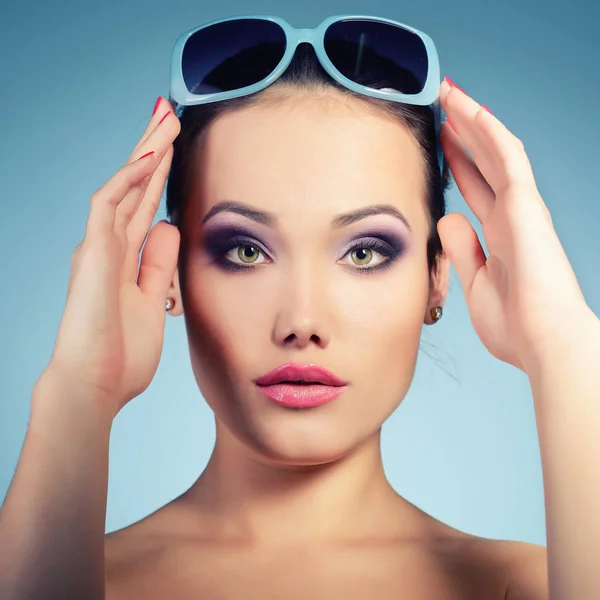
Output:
(332, 263), (429, 403)
(184, 261), (274, 371)
(334, 264), (429, 343)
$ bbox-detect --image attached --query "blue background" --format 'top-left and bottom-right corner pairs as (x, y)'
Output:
(1, 0), (598, 543)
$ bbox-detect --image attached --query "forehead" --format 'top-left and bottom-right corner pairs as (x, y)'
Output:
(185, 96), (429, 234)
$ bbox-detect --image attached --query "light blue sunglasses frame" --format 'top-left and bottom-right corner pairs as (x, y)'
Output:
(169, 14), (443, 176)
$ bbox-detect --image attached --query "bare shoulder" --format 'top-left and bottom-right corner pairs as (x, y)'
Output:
(489, 538), (549, 600)
(457, 533), (548, 600)
(399, 511), (548, 599)
(104, 499), (187, 599)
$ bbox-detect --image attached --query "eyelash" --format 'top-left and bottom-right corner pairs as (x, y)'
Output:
(341, 239), (398, 274)
(213, 236), (271, 272)
(214, 236), (401, 274)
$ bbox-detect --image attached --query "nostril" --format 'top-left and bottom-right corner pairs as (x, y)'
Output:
(278, 332), (324, 347)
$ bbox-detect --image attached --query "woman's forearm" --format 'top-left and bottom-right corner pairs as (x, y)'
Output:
(0, 370), (114, 600)
(526, 313), (600, 600)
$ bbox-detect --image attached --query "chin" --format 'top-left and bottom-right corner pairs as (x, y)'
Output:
(247, 436), (354, 468)
(237, 405), (370, 467)
(206, 377), (383, 467)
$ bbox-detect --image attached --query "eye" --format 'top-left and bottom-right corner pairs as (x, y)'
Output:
(225, 243), (268, 265)
(341, 240), (392, 270)
(350, 247), (375, 266)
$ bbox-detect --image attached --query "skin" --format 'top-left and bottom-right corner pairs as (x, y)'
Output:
(102, 88), (545, 599)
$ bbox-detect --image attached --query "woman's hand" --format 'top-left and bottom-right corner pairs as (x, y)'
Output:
(436, 78), (593, 373)
(41, 99), (181, 417)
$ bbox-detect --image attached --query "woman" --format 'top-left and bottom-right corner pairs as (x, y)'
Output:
(1, 14), (599, 600)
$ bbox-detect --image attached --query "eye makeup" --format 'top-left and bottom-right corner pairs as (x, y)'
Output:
(201, 220), (410, 274)
(338, 228), (408, 275)
(341, 238), (400, 274)
(202, 223), (274, 272)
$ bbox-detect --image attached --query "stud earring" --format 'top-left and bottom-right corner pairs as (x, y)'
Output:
(166, 297), (173, 312)
(430, 306), (443, 322)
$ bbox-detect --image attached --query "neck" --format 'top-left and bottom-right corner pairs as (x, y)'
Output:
(183, 420), (428, 547)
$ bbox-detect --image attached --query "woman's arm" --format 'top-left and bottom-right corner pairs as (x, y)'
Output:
(523, 312), (600, 600)
(437, 78), (600, 600)
(0, 370), (113, 600)
(0, 99), (180, 600)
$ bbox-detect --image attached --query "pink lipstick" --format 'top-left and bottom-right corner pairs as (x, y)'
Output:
(255, 363), (348, 408)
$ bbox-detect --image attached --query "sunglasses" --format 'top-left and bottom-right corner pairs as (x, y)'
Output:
(169, 14), (443, 176)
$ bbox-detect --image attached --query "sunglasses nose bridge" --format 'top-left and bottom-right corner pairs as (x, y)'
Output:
(294, 28), (320, 44)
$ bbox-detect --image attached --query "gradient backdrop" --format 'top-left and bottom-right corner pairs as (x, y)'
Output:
(1, 0), (598, 543)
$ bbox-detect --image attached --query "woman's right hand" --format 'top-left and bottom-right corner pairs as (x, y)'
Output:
(40, 99), (182, 418)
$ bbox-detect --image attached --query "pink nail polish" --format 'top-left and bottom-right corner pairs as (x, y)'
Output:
(444, 76), (466, 94)
(137, 151), (155, 161)
(152, 96), (162, 116)
(482, 104), (493, 115)
(159, 111), (170, 125)
(446, 118), (457, 132)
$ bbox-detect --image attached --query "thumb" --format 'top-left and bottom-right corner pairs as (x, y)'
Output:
(137, 220), (180, 307)
(437, 213), (486, 297)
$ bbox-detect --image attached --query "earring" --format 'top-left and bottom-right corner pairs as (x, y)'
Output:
(166, 297), (173, 312)
(430, 306), (443, 322)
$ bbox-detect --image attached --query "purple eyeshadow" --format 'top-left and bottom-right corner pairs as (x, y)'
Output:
(201, 219), (410, 273)
(201, 223), (274, 271)
(341, 228), (408, 256)
(203, 224), (272, 254)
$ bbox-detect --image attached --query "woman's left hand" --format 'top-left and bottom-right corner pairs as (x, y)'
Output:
(437, 77), (593, 373)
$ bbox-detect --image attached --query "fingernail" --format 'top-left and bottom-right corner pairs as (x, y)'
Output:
(159, 111), (170, 125)
(152, 96), (162, 116)
(137, 151), (155, 161)
(482, 104), (493, 115)
(446, 117), (456, 132)
(444, 76), (466, 95)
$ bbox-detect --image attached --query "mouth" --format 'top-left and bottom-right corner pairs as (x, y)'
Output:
(255, 363), (348, 387)
(277, 381), (325, 385)
(254, 363), (348, 408)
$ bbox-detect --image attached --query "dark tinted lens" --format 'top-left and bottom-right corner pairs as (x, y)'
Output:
(324, 20), (428, 94)
(182, 19), (286, 94)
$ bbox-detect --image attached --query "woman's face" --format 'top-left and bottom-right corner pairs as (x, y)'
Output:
(173, 90), (448, 466)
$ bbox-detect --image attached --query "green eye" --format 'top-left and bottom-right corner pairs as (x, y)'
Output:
(237, 245), (261, 263)
(351, 248), (373, 265)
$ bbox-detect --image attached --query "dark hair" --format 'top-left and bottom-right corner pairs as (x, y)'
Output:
(166, 42), (452, 277)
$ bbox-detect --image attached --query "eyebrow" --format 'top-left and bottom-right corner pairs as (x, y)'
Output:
(331, 204), (413, 232)
(201, 200), (273, 226)
(201, 200), (412, 232)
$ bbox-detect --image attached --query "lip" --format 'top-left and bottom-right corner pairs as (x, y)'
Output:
(255, 363), (348, 387)
(254, 363), (348, 408)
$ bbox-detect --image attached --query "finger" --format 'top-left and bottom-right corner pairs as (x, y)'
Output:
(86, 152), (157, 240)
(111, 99), (176, 233)
(440, 80), (535, 196)
(114, 112), (180, 233)
(128, 145), (174, 250)
(470, 104), (536, 196)
(126, 98), (175, 163)
(437, 212), (486, 298)
(440, 122), (496, 223)
(122, 145), (174, 283)
(137, 220), (180, 309)
(440, 80), (495, 181)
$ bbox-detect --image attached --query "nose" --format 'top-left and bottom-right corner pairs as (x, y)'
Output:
(272, 264), (333, 350)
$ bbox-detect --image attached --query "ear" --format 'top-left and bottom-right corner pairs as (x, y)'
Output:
(166, 265), (184, 316)
(424, 250), (450, 325)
